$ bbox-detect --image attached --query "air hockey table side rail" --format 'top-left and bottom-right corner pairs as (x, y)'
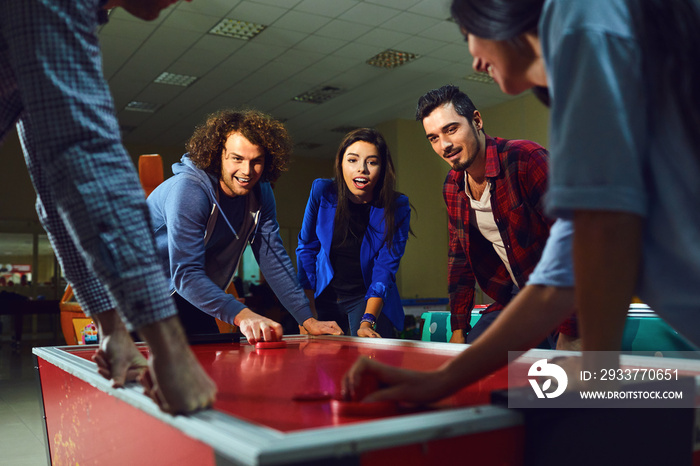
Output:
(33, 335), (700, 465)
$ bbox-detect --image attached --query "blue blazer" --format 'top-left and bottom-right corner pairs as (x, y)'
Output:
(296, 178), (411, 331)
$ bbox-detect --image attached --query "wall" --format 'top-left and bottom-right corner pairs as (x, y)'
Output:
(272, 154), (334, 263)
(0, 130), (36, 222)
(480, 92), (549, 147)
(376, 118), (450, 300)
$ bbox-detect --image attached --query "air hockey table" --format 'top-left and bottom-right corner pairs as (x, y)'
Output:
(32, 336), (700, 465)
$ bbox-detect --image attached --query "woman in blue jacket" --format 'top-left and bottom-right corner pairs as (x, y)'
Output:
(296, 128), (411, 338)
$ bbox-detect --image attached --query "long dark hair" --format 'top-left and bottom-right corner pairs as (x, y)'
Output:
(450, 0), (700, 157)
(333, 128), (410, 251)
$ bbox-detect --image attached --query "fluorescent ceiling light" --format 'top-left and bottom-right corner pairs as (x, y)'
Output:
(366, 49), (419, 69)
(464, 71), (495, 84)
(293, 86), (344, 104)
(154, 72), (198, 87)
(209, 18), (266, 40)
(125, 101), (160, 113)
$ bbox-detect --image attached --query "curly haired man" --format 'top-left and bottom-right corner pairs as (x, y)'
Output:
(147, 109), (343, 341)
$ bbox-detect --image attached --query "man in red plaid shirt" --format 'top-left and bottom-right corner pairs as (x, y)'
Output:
(417, 85), (554, 344)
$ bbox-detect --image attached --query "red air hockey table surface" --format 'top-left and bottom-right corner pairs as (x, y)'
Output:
(32, 336), (700, 465)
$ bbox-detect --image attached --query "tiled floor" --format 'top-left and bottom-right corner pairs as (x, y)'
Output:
(0, 338), (58, 466)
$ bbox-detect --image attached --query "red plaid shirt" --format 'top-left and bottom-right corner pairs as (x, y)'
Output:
(444, 135), (552, 331)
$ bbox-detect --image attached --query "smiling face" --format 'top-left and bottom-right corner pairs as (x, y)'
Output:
(422, 103), (484, 172)
(219, 132), (265, 198)
(341, 141), (382, 204)
(466, 32), (546, 95)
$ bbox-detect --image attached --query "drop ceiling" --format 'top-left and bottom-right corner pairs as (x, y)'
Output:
(101, 0), (514, 158)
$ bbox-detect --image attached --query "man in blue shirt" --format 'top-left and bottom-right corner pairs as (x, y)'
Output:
(0, 0), (215, 414)
(148, 109), (343, 340)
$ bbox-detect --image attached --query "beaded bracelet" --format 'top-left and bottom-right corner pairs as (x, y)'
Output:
(360, 313), (377, 330)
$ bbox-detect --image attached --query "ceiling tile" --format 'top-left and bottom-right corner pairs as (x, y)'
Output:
(100, 36), (144, 80)
(273, 48), (326, 68)
(407, 0), (451, 20)
(271, 10), (331, 33)
(175, 0), (241, 18)
(353, 29), (411, 49)
(363, 0), (423, 10)
(253, 27), (307, 48)
(314, 19), (372, 41)
(107, 5), (170, 24)
(338, 3), (401, 26)
(333, 42), (385, 60)
(250, 0), (302, 8)
(293, 35), (346, 55)
(270, 100), (313, 121)
(160, 9), (221, 34)
(392, 35), (446, 55)
(381, 12), (441, 34)
(135, 82), (187, 105)
(420, 20), (464, 42)
(294, 55), (361, 83)
(102, 0), (520, 157)
(99, 17), (157, 42)
(293, 0), (359, 18)
(427, 42), (472, 63)
(228, 1), (288, 24)
(170, 35), (245, 75)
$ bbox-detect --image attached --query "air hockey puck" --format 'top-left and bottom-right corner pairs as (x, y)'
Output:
(330, 398), (398, 417)
(255, 341), (287, 349)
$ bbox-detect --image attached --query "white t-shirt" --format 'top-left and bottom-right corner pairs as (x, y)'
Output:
(466, 174), (518, 286)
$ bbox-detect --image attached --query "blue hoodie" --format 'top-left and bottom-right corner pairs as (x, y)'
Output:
(147, 155), (312, 325)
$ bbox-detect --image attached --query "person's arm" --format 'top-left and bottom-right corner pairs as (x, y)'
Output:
(447, 215), (475, 344)
(254, 184), (342, 336)
(92, 310), (216, 414)
(137, 315), (217, 414)
(343, 284), (575, 403)
(573, 210), (642, 369)
(299, 289), (317, 335)
(161, 180), (284, 343)
(163, 179), (248, 323)
(357, 297), (384, 338)
(359, 198), (411, 338)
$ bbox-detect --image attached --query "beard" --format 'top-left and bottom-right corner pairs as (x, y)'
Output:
(450, 126), (481, 172)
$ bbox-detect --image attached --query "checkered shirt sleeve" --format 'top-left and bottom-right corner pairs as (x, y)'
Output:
(0, 0), (176, 330)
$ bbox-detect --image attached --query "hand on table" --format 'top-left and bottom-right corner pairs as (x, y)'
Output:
(302, 318), (343, 336)
(91, 310), (148, 387)
(235, 308), (284, 344)
(357, 325), (381, 338)
(341, 356), (452, 404)
(138, 316), (217, 414)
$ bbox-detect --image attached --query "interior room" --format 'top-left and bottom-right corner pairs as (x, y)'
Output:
(1, 1), (553, 464)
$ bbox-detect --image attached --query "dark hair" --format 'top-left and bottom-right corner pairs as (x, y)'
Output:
(449, 0), (700, 157)
(415, 84), (479, 125)
(333, 128), (411, 251)
(449, 0), (543, 40)
(186, 109), (292, 182)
